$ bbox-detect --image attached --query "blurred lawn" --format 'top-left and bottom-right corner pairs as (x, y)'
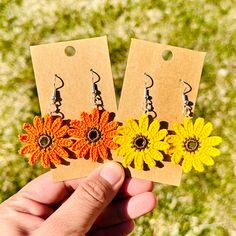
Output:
(0, 0), (236, 235)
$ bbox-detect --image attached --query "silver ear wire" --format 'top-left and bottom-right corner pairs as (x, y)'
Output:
(143, 73), (154, 114)
(90, 68), (100, 84)
(180, 79), (193, 118)
(90, 69), (103, 109)
(48, 74), (64, 118)
(48, 75), (57, 115)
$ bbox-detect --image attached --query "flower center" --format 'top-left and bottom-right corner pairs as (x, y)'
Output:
(38, 135), (52, 149)
(87, 128), (101, 143)
(133, 135), (148, 150)
(184, 138), (199, 152)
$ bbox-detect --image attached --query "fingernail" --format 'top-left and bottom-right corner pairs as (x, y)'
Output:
(100, 162), (123, 185)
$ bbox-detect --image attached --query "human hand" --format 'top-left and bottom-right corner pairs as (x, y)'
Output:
(0, 162), (156, 235)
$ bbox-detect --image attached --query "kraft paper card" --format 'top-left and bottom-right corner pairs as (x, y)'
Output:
(31, 36), (117, 181)
(30, 37), (205, 186)
(117, 39), (205, 185)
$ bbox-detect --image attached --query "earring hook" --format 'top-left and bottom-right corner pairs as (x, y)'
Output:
(90, 69), (100, 84)
(48, 74), (64, 118)
(143, 73), (156, 118)
(180, 79), (193, 118)
(180, 79), (192, 95)
(90, 69), (104, 109)
(144, 73), (154, 89)
(54, 74), (64, 90)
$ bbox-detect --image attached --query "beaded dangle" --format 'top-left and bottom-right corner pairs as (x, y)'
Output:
(113, 73), (169, 170)
(67, 69), (119, 162)
(18, 74), (72, 168)
(167, 80), (222, 173)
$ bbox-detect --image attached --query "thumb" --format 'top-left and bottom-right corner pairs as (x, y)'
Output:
(35, 162), (125, 236)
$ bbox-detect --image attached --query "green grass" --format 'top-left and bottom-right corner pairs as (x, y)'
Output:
(0, 0), (235, 235)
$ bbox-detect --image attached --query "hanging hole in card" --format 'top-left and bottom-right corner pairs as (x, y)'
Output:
(162, 49), (173, 61)
(65, 45), (76, 56)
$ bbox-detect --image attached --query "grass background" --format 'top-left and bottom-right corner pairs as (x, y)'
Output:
(0, 0), (235, 235)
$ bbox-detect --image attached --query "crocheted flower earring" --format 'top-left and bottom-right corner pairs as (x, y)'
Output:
(167, 80), (222, 173)
(18, 74), (73, 168)
(113, 73), (170, 170)
(67, 69), (119, 161)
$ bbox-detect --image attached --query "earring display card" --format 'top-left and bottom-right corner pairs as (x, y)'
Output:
(30, 36), (118, 182)
(117, 39), (206, 186)
(31, 37), (205, 186)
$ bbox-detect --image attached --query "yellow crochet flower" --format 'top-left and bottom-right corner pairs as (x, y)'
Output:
(167, 117), (222, 173)
(113, 114), (169, 170)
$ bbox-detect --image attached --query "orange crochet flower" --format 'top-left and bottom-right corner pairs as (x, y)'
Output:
(68, 108), (119, 161)
(18, 114), (73, 168)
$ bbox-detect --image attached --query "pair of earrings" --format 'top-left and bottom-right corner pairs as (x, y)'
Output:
(18, 71), (222, 173)
(18, 69), (119, 168)
(113, 75), (222, 173)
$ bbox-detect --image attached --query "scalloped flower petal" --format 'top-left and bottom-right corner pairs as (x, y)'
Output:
(134, 151), (144, 170)
(182, 152), (192, 173)
(139, 114), (149, 133)
(144, 152), (158, 168)
(200, 122), (213, 139)
(193, 117), (205, 137)
(184, 117), (194, 137)
(33, 116), (43, 133)
(122, 151), (135, 168)
(126, 118), (140, 133)
(173, 123), (188, 138)
(148, 120), (160, 137)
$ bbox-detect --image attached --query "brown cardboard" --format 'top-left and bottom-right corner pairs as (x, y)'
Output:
(30, 36), (117, 182)
(117, 39), (206, 186)
(30, 37), (205, 186)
